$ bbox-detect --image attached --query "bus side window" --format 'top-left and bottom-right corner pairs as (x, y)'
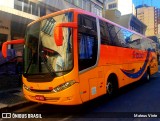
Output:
(129, 34), (142, 50)
(100, 20), (111, 45)
(106, 23), (122, 47)
(78, 14), (98, 71)
(120, 29), (133, 48)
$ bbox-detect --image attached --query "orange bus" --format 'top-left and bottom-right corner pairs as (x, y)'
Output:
(2, 8), (158, 105)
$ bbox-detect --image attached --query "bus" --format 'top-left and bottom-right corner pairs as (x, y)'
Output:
(2, 8), (158, 105)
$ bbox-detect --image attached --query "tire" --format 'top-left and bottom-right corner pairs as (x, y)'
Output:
(106, 77), (118, 97)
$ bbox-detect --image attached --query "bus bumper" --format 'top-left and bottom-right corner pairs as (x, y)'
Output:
(23, 83), (83, 105)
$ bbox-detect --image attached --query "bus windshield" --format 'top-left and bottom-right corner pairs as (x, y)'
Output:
(24, 12), (73, 78)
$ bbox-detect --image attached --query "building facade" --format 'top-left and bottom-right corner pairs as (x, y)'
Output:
(0, 0), (105, 54)
(156, 8), (160, 35)
(105, 0), (135, 15)
(0, 0), (49, 53)
(120, 14), (146, 35)
(136, 5), (160, 36)
(41, 0), (105, 17)
(105, 9), (146, 35)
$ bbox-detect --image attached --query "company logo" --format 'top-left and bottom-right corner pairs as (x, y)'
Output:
(1, 113), (42, 119)
(133, 51), (145, 59)
(2, 113), (11, 118)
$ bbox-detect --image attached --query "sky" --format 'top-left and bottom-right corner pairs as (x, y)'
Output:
(132, 0), (160, 8)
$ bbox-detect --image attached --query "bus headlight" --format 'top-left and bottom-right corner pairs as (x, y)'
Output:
(23, 84), (30, 91)
(52, 80), (76, 93)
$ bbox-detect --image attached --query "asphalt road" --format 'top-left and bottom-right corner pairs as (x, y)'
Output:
(1, 70), (160, 121)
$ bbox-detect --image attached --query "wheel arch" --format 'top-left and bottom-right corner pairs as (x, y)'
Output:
(107, 73), (119, 88)
(147, 66), (150, 74)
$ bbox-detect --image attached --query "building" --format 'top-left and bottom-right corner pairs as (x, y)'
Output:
(136, 5), (160, 36)
(105, 9), (146, 35)
(119, 14), (146, 35)
(0, 0), (105, 54)
(105, 0), (135, 15)
(0, 0), (50, 54)
(40, 0), (105, 17)
(104, 0), (147, 34)
(157, 8), (160, 34)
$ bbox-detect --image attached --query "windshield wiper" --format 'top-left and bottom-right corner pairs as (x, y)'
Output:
(24, 57), (33, 76)
(40, 51), (57, 77)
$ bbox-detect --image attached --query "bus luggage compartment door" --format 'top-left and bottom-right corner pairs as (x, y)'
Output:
(89, 77), (105, 100)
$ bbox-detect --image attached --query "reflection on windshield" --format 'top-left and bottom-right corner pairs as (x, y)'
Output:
(24, 12), (73, 78)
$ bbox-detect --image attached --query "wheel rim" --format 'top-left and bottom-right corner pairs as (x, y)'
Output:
(147, 73), (150, 80)
(107, 82), (113, 95)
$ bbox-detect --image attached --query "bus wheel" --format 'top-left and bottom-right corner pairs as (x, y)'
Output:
(107, 76), (118, 97)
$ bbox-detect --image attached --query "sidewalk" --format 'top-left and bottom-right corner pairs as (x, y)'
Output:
(0, 87), (33, 112)
(0, 74), (34, 112)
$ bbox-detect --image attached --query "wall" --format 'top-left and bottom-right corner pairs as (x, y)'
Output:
(105, 9), (121, 23)
(0, 0), (14, 8)
(137, 7), (155, 36)
(0, 14), (11, 40)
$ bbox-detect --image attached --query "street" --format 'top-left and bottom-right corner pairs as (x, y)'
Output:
(1, 69), (160, 121)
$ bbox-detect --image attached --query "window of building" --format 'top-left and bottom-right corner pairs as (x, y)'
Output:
(130, 21), (141, 34)
(91, 3), (102, 16)
(65, 0), (72, 3)
(0, 34), (8, 50)
(86, 0), (91, 11)
(14, 0), (45, 17)
(31, 2), (39, 16)
(82, 0), (91, 11)
(97, 0), (104, 3)
(41, 18), (55, 36)
(23, 2), (31, 13)
(95, 5), (103, 16)
(73, 0), (82, 8)
(108, 3), (117, 9)
(40, 6), (46, 17)
(14, 0), (22, 11)
(107, 0), (115, 2)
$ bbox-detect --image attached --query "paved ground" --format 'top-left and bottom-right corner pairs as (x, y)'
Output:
(0, 87), (32, 113)
(0, 74), (32, 113)
(0, 75), (20, 91)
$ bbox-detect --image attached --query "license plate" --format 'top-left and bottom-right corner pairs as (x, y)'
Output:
(35, 95), (45, 101)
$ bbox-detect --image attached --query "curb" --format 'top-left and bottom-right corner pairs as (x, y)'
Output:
(0, 101), (36, 112)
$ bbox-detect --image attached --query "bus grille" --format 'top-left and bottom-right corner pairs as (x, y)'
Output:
(30, 89), (52, 93)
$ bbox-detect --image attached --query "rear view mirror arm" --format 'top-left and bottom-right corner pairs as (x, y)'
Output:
(2, 39), (25, 58)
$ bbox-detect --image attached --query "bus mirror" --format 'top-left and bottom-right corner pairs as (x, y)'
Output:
(2, 39), (25, 58)
(54, 22), (77, 46)
(54, 24), (63, 46)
